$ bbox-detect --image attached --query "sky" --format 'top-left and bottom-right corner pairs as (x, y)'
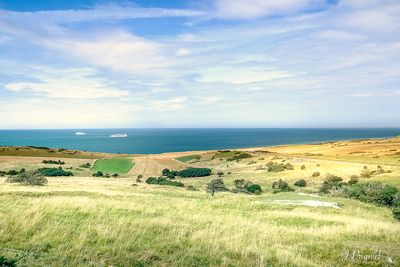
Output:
(0, 0), (399, 129)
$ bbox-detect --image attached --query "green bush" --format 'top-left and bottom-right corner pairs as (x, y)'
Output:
(272, 179), (294, 193)
(6, 170), (47, 186)
(233, 179), (262, 194)
(79, 163), (91, 168)
(177, 168), (212, 178)
(145, 177), (184, 187)
(266, 162), (293, 172)
(227, 152), (252, 161)
(319, 174), (346, 193)
(246, 184), (262, 194)
(393, 207), (400, 221)
(207, 179), (228, 196)
(294, 179), (307, 187)
(39, 167), (73, 177)
(0, 256), (16, 267)
(348, 176), (359, 185)
(92, 171), (104, 177)
(340, 182), (398, 207)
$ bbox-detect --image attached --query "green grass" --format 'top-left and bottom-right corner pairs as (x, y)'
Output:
(91, 158), (134, 174)
(0, 178), (399, 267)
(175, 155), (201, 163)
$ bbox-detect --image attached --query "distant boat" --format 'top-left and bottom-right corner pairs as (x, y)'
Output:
(110, 133), (128, 138)
(75, 132), (87, 135)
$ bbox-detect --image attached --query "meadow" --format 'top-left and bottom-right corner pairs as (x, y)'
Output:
(92, 158), (134, 174)
(0, 137), (399, 266)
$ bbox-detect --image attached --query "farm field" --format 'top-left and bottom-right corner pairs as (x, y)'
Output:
(92, 158), (134, 174)
(0, 137), (399, 266)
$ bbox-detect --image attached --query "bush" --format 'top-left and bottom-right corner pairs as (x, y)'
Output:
(393, 207), (400, 221)
(272, 179), (294, 193)
(79, 163), (91, 168)
(246, 183), (262, 194)
(312, 172), (320, 177)
(207, 179), (228, 196)
(145, 177), (184, 187)
(112, 173), (119, 178)
(177, 168), (212, 178)
(227, 152), (252, 161)
(42, 159), (65, 165)
(301, 165), (306, 170)
(136, 174), (143, 183)
(266, 162), (293, 172)
(233, 179), (262, 194)
(348, 176), (359, 185)
(92, 171), (104, 177)
(340, 182), (398, 207)
(39, 167), (73, 177)
(0, 256), (16, 267)
(6, 170), (47, 186)
(217, 171), (224, 177)
(319, 174), (346, 193)
(294, 179), (307, 187)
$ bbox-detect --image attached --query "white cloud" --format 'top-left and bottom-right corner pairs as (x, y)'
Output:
(213, 0), (324, 19)
(4, 67), (129, 99)
(175, 48), (191, 57)
(45, 31), (168, 74)
(198, 67), (295, 84)
(149, 97), (187, 110)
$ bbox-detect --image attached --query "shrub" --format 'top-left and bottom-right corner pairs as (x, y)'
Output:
(246, 183), (262, 194)
(227, 152), (252, 161)
(233, 179), (262, 194)
(207, 179), (228, 196)
(319, 174), (346, 193)
(348, 176), (359, 185)
(79, 163), (91, 168)
(178, 168), (212, 178)
(272, 179), (294, 193)
(136, 174), (143, 183)
(6, 170), (47, 186)
(312, 172), (320, 177)
(340, 182), (398, 207)
(217, 171), (224, 177)
(104, 173), (110, 178)
(0, 256), (16, 267)
(92, 171), (104, 177)
(112, 173), (119, 178)
(42, 159), (65, 165)
(145, 177), (184, 187)
(393, 207), (400, 221)
(266, 162), (293, 172)
(294, 179), (307, 187)
(39, 167), (73, 177)
(186, 185), (198, 191)
(301, 165), (306, 170)
(6, 170), (18, 176)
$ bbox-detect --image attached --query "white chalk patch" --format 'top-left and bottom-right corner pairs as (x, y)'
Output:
(298, 192), (322, 198)
(272, 200), (341, 209)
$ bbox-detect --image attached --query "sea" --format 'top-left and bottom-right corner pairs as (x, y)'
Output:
(0, 128), (399, 154)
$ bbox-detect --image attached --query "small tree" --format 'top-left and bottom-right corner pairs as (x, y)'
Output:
(207, 179), (228, 196)
(294, 179), (307, 187)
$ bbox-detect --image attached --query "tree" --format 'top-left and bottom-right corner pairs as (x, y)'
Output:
(207, 179), (228, 196)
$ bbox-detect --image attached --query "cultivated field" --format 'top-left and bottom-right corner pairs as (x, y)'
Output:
(0, 137), (399, 266)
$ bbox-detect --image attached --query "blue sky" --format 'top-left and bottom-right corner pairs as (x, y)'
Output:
(0, 0), (399, 129)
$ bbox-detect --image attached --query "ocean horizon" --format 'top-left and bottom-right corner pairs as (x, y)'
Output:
(0, 128), (399, 154)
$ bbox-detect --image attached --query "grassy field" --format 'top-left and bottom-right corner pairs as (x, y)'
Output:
(92, 158), (134, 174)
(0, 137), (399, 266)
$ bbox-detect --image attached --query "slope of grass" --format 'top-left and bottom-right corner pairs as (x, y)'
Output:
(175, 155), (201, 163)
(0, 177), (399, 267)
(91, 158), (134, 174)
